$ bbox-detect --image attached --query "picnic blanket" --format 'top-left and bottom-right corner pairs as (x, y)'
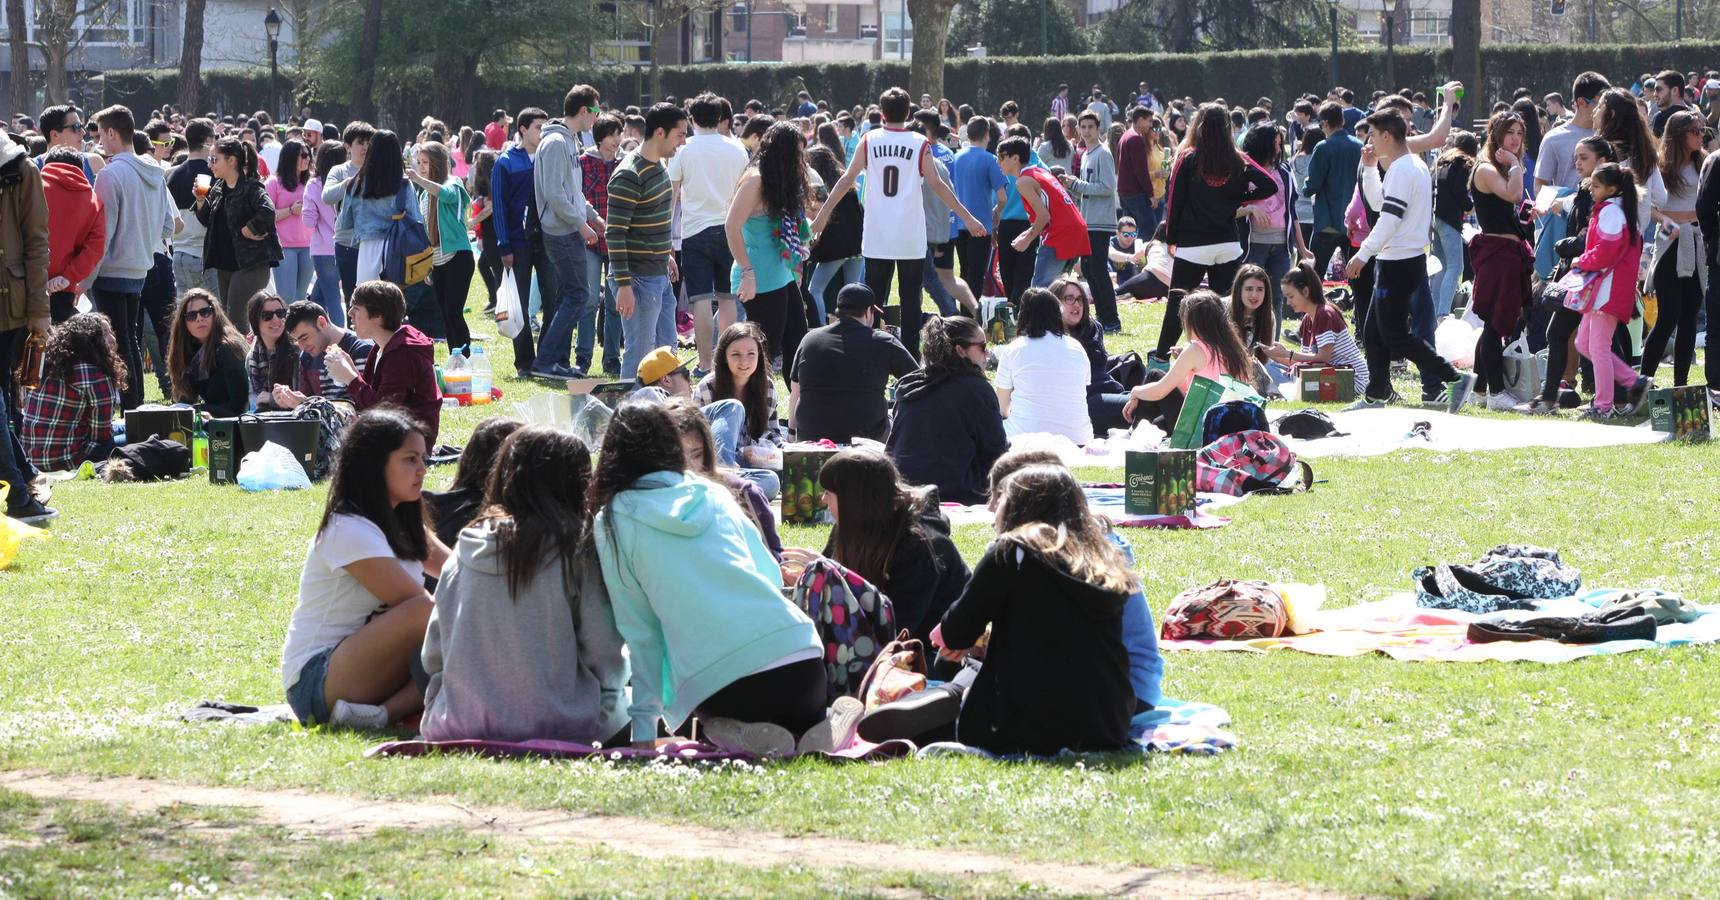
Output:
(916, 699), (1238, 759)
(1161, 590), (1720, 663)
(942, 486), (1244, 529)
(1272, 407), (1667, 459)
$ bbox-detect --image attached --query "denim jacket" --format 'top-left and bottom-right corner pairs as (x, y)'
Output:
(335, 179), (419, 243)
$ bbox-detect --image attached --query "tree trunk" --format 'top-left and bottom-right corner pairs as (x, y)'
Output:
(1448, 0), (1481, 113)
(1167, 0), (1197, 53)
(6, 0), (28, 118)
(432, 53), (479, 132)
(906, 0), (957, 102)
(352, 0), (385, 121)
(177, 0), (206, 113)
(42, 41), (67, 105)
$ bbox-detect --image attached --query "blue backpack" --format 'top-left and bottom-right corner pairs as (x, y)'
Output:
(1201, 400), (1269, 446)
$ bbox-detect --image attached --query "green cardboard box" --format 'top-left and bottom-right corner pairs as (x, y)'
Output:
(1170, 374), (1264, 449)
(1124, 449), (1197, 516)
(780, 445), (839, 524)
(1647, 385), (1713, 441)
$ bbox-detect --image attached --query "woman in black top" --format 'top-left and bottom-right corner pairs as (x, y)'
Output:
(1468, 111), (1533, 409)
(1157, 103), (1278, 356)
(1050, 277), (1129, 433)
(423, 417), (522, 546)
(886, 316), (1008, 505)
(805, 146), (862, 325)
(166, 289), (249, 417)
(1429, 131), (1477, 320)
(195, 137), (282, 334)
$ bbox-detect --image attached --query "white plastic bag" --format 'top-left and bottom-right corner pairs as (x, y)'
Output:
(495, 270), (525, 340)
(1434, 316), (1481, 369)
(237, 441), (313, 492)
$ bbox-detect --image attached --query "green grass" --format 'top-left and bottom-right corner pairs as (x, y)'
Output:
(3, 281), (1719, 896)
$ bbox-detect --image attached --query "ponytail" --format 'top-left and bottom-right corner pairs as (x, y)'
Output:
(1282, 261), (1323, 303)
(242, 143), (260, 181)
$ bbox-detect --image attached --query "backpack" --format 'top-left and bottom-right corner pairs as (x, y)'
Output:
(1275, 408), (1344, 440)
(292, 397), (355, 481)
(1201, 400), (1268, 446)
(383, 182), (435, 286)
(1106, 351), (1148, 391)
(1161, 579), (1289, 640)
(791, 558), (899, 702)
(1196, 430), (1305, 496)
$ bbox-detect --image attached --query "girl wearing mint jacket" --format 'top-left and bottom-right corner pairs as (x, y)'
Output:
(590, 401), (832, 755)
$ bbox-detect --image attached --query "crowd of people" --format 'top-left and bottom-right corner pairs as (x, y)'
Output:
(3, 62), (1716, 755)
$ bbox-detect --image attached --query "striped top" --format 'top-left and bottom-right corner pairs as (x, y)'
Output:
(605, 150), (673, 285)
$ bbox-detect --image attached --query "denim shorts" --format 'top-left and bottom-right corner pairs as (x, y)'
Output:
(285, 644), (336, 725)
(680, 224), (733, 301)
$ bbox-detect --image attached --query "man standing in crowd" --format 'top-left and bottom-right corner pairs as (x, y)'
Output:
(491, 107), (547, 378)
(1050, 84), (1070, 122)
(91, 105), (177, 411)
(1062, 111), (1121, 332)
(484, 109), (510, 150)
(165, 118), (219, 295)
(1651, 70), (1688, 136)
(531, 84), (605, 380)
(34, 104), (103, 179)
(1116, 106), (1157, 246)
(668, 93), (749, 376)
(1304, 101), (1362, 278)
(320, 120), (374, 303)
(950, 117), (1008, 300)
(998, 136), (1088, 290)
(0, 127), (53, 525)
(609, 103), (687, 382)
(1337, 88), (1364, 135)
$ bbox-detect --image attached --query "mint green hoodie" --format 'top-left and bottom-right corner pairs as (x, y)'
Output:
(593, 471), (819, 742)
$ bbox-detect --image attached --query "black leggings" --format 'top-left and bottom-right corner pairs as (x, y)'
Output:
(695, 657), (827, 736)
(431, 250), (474, 352)
(744, 280), (809, 381)
(1643, 249), (1702, 385)
(1128, 371), (1185, 430)
(477, 225), (503, 307)
(1158, 253), (1242, 353)
(1474, 323), (1509, 394)
(865, 256), (926, 358)
(1542, 304), (1634, 402)
(956, 232), (993, 299)
(995, 220), (1035, 304)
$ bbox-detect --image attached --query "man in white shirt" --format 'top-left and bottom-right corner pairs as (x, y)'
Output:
(667, 93), (749, 375)
(1345, 108), (1474, 413)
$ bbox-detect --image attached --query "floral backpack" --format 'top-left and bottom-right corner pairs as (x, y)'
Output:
(791, 558), (899, 702)
(1160, 579), (1289, 640)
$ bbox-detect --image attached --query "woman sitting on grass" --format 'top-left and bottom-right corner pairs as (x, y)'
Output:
(420, 426), (629, 745)
(282, 408), (448, 730)
(423, 417), (523, 547)
(245, 290), (298, 411)
(663, 398), (783, 564)
(1049, 277), (1131, 434)
(695, 321), (784, 497)
(589, 400), (853, 757)
(886, 315), (1007, 506)
(1260, 262), (1370, 398)
(1122, 290), (1250, 430)
(995, 287), (1093, 445)
(1226, 264), (1279, 394)
(20, 312), (123, 472)
(166, 289), (249, 418)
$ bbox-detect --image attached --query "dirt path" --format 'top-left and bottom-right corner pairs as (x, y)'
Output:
(0, 769), (1331, 897)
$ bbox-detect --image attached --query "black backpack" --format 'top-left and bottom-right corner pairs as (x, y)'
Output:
(1275, 409), (1345, 440)
(1200, 400), (1269, 446)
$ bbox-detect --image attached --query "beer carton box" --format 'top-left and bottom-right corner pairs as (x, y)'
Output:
(1647, 385), (1713, 441)
(1124, 449), (1197, 516)
(780, 445), (839, 524)
(1297, 366), (1356, 403)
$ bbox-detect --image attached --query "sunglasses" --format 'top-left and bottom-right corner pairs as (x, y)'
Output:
(961, 340), (987, 350)
(184, 306), (215, 321)
(259, 308), (287, 321)
(1119, 229), (1137, 236)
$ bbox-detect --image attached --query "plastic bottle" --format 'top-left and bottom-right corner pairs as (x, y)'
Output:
(443, 346), (472, 406)
(469, 345), (492, 405)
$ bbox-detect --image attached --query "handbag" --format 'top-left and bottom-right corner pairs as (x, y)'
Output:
(383, 183), (435, 286)
(854, 629), (928, 712)
(1106, 351), (1148, 391)
(1499, 334), (1548, 403)
(1555, 267), (1603, 314)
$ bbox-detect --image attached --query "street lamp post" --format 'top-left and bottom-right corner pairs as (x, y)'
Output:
(745, 0), (753, 62)
(264, 7), (281, 121)
(1327, 0), (1339, 89)
(1382, 0), (1398, 91)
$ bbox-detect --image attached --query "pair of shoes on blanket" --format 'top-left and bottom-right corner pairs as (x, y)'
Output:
(702, 696), (865, 758)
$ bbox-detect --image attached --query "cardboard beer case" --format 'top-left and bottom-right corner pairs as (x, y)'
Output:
(1297, 366), (1356, 403)
(206, 414), (321, 484)
(780, 444), (839, 525)
(1124, 449), (1197, 516)
(1647, 384), (1713, 441)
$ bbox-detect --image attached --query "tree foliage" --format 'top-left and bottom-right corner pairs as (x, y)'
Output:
(946, 0), (1088, 57)
(1089, 0), (1334, 55)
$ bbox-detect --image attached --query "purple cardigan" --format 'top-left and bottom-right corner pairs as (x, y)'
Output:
(301, 177), (338, 256)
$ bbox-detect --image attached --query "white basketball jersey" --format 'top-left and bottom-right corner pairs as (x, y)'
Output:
(861, 128), (929, 260)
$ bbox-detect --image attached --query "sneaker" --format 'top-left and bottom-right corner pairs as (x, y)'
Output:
(1102, 322), (1123, 335)
(514, 367), (533, 380)
(329, 699), (390, 731)
(795, 696), (865, 755)
(1518, 398), (1558, 415)
(6, 498), (57, 527)
(1621, 377), (1652, 414)
(699, 717), (795, 759)
(691, 366), (709, 382)
(602, 359), (621, 376)
(1579, 405), (1621, 422)
(856, 684), (964, 744)
(1344, 395), (1387, 411)
(530, 363), (580, 380)
(1485, 392), (1518, 412)
(1444, 373), (1477, 414)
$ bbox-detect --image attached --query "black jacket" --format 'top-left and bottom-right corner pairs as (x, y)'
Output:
(196, 177), (282, 271)
(1070, 318), (1124, 394)
(1162, 151), (1277, 248)
(874, 503), (969, 645)
(886, 367), (1008, 506)
(792, 317), (918, 443)
(941, 541), (1134, 756)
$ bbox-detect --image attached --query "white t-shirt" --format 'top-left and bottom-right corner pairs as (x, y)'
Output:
(996, 334), (1093, 445)
(666, 132), (749, 237)
(260, 141), (282, 175)
(280, 513), (423, 691)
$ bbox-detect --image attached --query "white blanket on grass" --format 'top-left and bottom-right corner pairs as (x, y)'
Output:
(1273, 408), (1668, 459)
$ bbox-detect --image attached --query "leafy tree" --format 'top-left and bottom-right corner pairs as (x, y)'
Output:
(1089, 0), (1332, 54)
(946, 0), (1088, 58)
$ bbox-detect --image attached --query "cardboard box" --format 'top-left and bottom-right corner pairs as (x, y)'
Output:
(206, 418), (242, 485)
(123, 407), (196, 447)
(780, 444), (839, 525)
(982, 301), (1016, 345)
(1648, 385), (1713, 441)
(1297, 367), (1356, 403)
(206, 415), (322, 484)
(1124, 449), (1197, 516)
(590, 381), (635, 410)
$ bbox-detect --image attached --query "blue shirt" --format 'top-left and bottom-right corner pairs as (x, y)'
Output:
(1000, 149), (1045, 222)
(1341, 106), (1365, 136)
(952, 145), (1008, 235)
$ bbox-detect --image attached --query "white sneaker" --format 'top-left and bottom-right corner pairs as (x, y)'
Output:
(699, 717), (795, 758)
(329, 699), (391, 731)
(1486, 393), (1518, 411)
(796, 696), (865, 755)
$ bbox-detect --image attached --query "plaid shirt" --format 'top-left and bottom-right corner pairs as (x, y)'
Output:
(22, 362), (118, 472)
(579, 149), (619, 257)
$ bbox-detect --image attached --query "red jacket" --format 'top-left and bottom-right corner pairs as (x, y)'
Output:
(1469, 232), (1534, 335)
(1021, 166), (1089, 261)
(346, 324), (443, 446)
(42, 161), (106, 288)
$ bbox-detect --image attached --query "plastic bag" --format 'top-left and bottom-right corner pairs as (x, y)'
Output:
(237, 441), (313, 492)
(0, 481), (50, 570)
(1434, 316), (1481, 369)
(495, 271), (526, 340)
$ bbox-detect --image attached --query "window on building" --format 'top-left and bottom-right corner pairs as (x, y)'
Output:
(1409, 11), (1449, 44)
(732, 2), (748, 32)
(824, 3), (838, 31)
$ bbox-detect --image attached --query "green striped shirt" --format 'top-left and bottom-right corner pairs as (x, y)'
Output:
(605, 151), (673, 285)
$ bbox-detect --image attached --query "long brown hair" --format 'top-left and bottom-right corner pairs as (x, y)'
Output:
(993, 464), (1137, 594)
(710, 321), (772, 441)
(1594, 88), (1657, 183)
(1179, 289), (1250, 379)
(42, 312), (127, 390)
(1179, 103), (1243, 184)
(1227, 264), (1274, 348)
(818, 449), (925, 585)
(246, 290), (297, 389)
(476, 426), (592, 599)
(166, 289), (246, 404)
(1473, 111), (1525, 190)
(1658, 109), (1703, 193)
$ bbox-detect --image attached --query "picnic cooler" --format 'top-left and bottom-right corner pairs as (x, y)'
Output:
(123, 407), (196, 447)
(1170, 374), (1264, 450)
(1295, 366), (1357, 403)
(1124, 448), (1197, 516)
(781, 444), (840, 525)
(207, 414), (322, 484)
(1647, 384), (1713, 441)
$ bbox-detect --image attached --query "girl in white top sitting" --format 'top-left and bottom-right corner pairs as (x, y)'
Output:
(281, 408), (448, 730)
(995, 287), (1093, 445)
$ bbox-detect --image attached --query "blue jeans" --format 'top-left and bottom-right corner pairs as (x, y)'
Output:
(1031, 244), (1067, 288)
(1429, 219), (1464, 319)
(275, 246), (313, 300)
(310, 254), (343, 326)
(536, 230), (595, 372)
(1245, 240), (1292, 328)
(1120, 194), (1159, 240)
(807, 257), (862, 324)
(702, 398), (745, 467)
(588, 254), (621, 371)
(335, 242), (359, 303)
(923, 246), (959, 315)
(740, 467), (780, 499)
(171, 250), (219, 296)
(619, 273), (679, 381)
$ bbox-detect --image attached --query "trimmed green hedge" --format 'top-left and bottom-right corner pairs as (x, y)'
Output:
(102, 40), (1720, 127)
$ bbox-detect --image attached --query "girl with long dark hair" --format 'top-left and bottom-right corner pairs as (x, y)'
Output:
(20, 312), (125, 471)
(336, 129), (420, 285)
(804, 146), (863, 324)
(467, 148), (504, 314)
(1532, 135), (1620, 412)
(1158, 103), (1278, 356)
(165, 288), (248, 417)
(1642, 109), (1710, 387)
(1124, 289), (1251, 429)
(1239, 122), (1311, 328)
(195, 136), (281, 330)
(283, 408), (448, 730)
(420, 426), (629, 744)
(723, 122), (810, 381)
(695, 321), (783, 497)
(886, 315), (1007, 504)
(266, 138), (314, 300)
(1262, 262), (1370, 397)
(995, 287), (1095, 444)
(244, 290), (298, 410)
(1037, 116), (1073, 171)
(1429, 130), (1478, 318)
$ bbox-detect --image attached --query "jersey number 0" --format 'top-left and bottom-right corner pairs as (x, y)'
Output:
(880, 164), (899, 198)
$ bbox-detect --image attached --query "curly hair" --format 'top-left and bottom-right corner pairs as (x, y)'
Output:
(42, 312), (127, 391)
(919, 315), (985, 379)
(755, 121), (808, 221)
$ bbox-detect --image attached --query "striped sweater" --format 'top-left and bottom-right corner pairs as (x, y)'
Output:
(605, 151), (673, 286)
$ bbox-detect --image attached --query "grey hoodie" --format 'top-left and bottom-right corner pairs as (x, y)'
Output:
(93, 152), (178, 282)
(533, 120), (597, 237)
(1066, 142), (1117, 232)
(420, 523), (630, 744)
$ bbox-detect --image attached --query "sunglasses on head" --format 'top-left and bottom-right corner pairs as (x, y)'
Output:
(260, 308), (287, 321)
(185, 305), (215, 320)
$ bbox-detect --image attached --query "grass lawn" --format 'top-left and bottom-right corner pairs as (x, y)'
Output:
(3, 280), (1719, 897)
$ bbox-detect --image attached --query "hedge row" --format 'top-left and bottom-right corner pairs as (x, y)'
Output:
(101, 40), (1720, 129)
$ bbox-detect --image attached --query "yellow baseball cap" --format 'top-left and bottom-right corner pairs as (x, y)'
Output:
(636, 346), (692, 385)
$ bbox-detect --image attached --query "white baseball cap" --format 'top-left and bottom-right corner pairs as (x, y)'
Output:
(301, 118), (323, 135)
